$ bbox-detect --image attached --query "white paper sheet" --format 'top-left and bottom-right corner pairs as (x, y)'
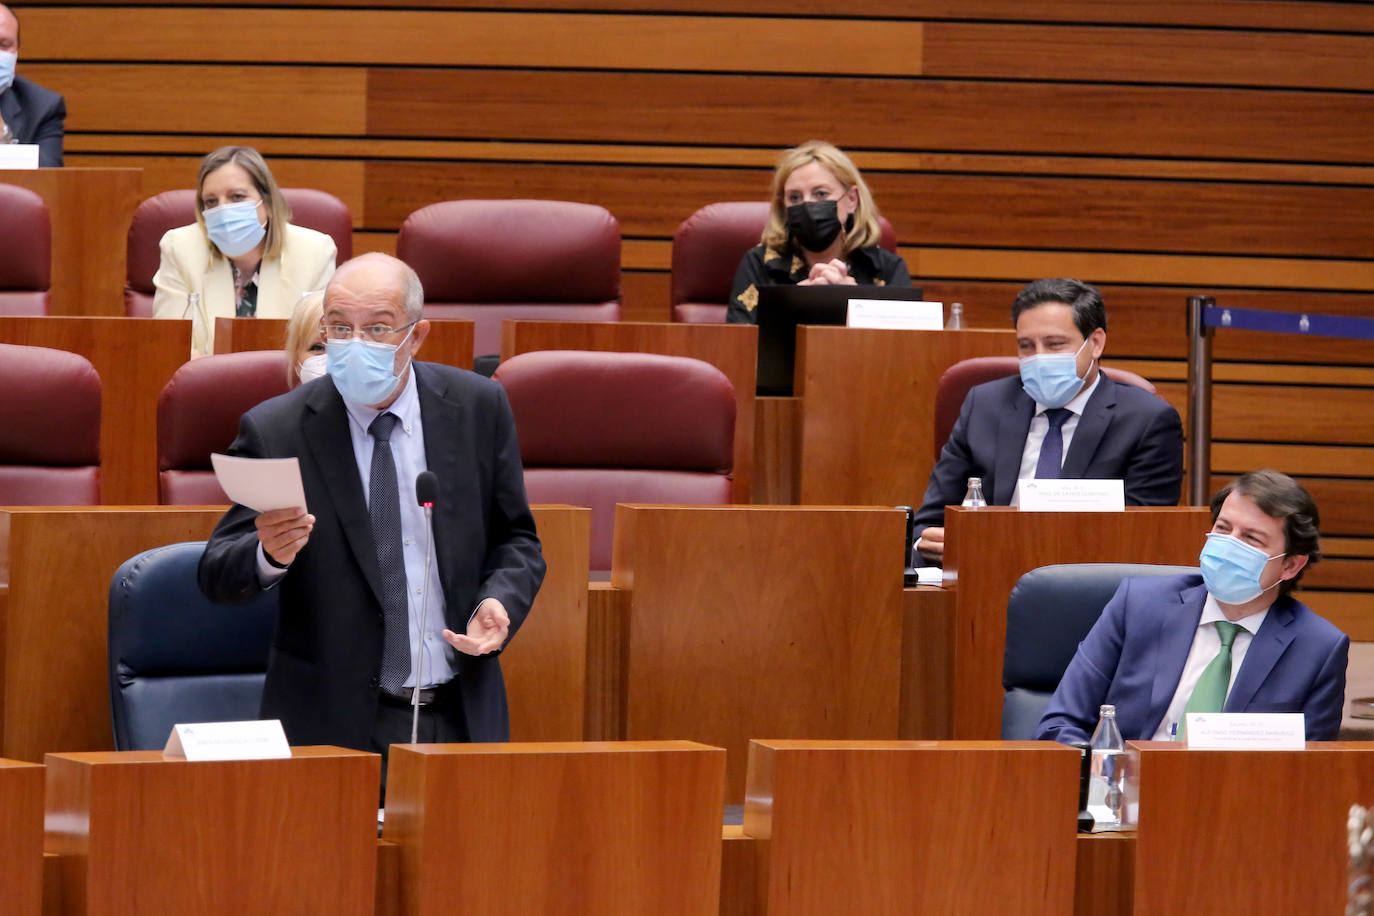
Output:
(0, 145), (41, 169)
(210, 453), (307, 512)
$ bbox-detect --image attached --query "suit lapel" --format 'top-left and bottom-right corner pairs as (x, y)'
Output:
(0, 88), (25, 141)
(303, 380), (386, 607)
(1149, 581), (1207, 723)
(993, 386), (1034, 504)
(1226, 599), (1296, 712)
(1061, 374), (1115, 478)
(416, 364), (464, 603)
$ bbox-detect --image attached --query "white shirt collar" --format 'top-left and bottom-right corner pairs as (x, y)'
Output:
(1200, 591), (1269, 636)
(341, 363), (420, 436)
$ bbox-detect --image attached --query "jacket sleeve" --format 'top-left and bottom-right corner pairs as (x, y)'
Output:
(727, 248), (767, 325)
(879, 249), (913, 288)
(33, 94), (65, 168)
(913, 386), (978, 541)
(1303, 630), (1350, 740)
(1122, 397), (1185, 507)
(197, 411), (274, 603)
(1034, 579), (1132, 744)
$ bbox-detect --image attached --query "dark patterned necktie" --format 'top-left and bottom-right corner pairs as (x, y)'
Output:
(368, 412), (410, 694)
(1035, 408), (1071, 479)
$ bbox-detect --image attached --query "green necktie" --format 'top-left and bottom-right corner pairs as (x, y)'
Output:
(1180, 620), (1242, 740)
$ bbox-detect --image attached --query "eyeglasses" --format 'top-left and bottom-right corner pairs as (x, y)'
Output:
(320, 319), (418, 343)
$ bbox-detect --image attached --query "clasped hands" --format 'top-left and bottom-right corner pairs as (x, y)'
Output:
(256, 507), (509, 656)
(797, 258), (856, 287)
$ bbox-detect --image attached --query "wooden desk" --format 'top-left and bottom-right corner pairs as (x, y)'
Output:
(1129, 741), (1374, 914)
(501, 319), (758, 502)
(214, 317), (477, 371)
(608, 504), (906, 801)
(796, 327), (1016, 506)
(0, 169), (142, 317)
(1, 758), (43, 916)
(743, 740), (1079, 915)
(503, 505), (591, 741)
(944, 506), (1211, 738)
(0, 317), (189, 504)
(45, 747), (378, 915)
(384, 741), (724, 915)
(0, 507), (223, 760)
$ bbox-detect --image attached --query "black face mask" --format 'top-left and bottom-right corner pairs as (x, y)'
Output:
(785, 200), (852, 253)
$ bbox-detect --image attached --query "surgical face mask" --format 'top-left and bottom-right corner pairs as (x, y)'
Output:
(1199, 532), (1285, 605)
(297, 353), (327, 384)
(785, 200), (848, 253)
(203, 199), (266, 258)
(325, 325), (415, 406)
(1020, 337), (1091, 408)
(0, 51), (15, 95)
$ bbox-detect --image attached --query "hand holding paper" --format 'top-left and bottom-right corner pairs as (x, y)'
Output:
(255, 507), (315, 566)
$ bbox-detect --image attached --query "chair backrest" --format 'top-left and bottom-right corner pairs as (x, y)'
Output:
(494, 350), (735, 574)
(0, 183), (51, 316)
(397, 199), (622, 360)
(0, 342), (101, 504)
(108, 541), (278, 750)
(124, 188), (353, 317)
(1001, 562), (1197, 739)
(669, 201), (898, 324)
(157, 350), (291, 504)
(933, 356), (1160, 461)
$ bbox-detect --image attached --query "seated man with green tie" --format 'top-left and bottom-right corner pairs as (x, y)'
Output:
(1036, 469), (1349, 743)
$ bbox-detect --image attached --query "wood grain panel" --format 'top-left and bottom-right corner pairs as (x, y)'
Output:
(901, 587), (954, 740)
(744, 740), (1079, 915)
(503, 506), (591, 741)
(1, 509), (223, 761)
(365, 161), (1374, 258)
(24, 9), (923, 75)
(0, 759), (43, 916)
(620, 271), (671, 322)
(29, 0), (1374, 33)
(944, 507), (1212, 738)
(1210, 386), (1374, 446)
(367, 69), (1374, 164)
(384, 742), (724, 915)
(22, 64), (367, 135)
(613, 506), (906, 800)
(1130, 742), (1374, 914)
(752, 396), (799, 505)
(1076, 834), (1135, 916)
(584, 583), (629, 741)
(720, 826), (757, 916)
(500, 320), (758, 502)
(45, 748), (378, 916)
(925, 23), (1374, 90)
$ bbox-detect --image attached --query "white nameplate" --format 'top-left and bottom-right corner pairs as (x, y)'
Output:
(1185, 712), (1305, 750)
(0, 144), (40, 169)
(1017, 478), (1124, 512)
(846, 298), (944, 330)
(163, 719), (291, 761)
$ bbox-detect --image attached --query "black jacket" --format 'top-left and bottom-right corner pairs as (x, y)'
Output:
(727, 243), (912, 324)
(0, 75), (65, 167)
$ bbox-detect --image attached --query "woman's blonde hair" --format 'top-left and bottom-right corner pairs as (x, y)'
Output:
(195, 145), (292, 262)
(284, 289), (324, 386)
(760, 140), (883, 255)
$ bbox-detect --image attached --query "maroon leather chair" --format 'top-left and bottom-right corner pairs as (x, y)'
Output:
(933, 356), (1160, 461)
(0, 343), (101, 503)
(157, 351), (292, 504)
(397, 200), (622, 361)
(670, 201), (899, 324)
(494, 350), (735, 575)
(0, 183), (51, 316)
(125, 188), (353, 317)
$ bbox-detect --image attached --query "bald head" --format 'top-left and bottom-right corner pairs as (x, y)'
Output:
(326, 253), (424, 321)
(0, 5), (19, 54)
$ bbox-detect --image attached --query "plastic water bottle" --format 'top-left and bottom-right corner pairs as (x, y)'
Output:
(1087, 704), (1126, 830)
(945, 301), (964, 330)
(961, 477), (986, 508)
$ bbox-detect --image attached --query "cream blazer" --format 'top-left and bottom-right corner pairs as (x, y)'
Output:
(152, 222), (337, 358)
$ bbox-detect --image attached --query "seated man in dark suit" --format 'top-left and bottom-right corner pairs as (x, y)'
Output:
(913, 278), (1183, 562)
(0, 4), (65, 166)
(1037, 469), (1349, 743)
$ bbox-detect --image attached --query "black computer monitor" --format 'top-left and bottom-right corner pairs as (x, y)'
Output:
(755, 284), (926, 396)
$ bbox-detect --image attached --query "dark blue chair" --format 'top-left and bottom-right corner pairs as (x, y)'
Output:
(1001, 563), (1197, 739)
(108, 541), (278, 750)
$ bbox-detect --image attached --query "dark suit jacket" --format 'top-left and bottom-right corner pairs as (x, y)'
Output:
(914, 373), (1183, 541)
(0, 75), (65, 167)
(199, 361), (546, 749)
(1035, 574), (1349, 743)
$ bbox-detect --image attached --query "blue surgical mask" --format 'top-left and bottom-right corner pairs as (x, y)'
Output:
(325, 326), (415, 406)
(1199, 532), (1284, 605)
(1020, 337), (1091, 408)
(0, 51), (15, 95)
(203, 199), (266, 258)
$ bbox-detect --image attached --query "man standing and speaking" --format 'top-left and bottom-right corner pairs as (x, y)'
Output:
(0, 4), (65, 166)
(200, 253), (545, 789)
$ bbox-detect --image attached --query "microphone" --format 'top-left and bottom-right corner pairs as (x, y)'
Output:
(411, 471), (439, 743)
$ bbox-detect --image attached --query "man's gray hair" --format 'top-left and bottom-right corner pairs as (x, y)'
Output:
(400, 261), (424, 321)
